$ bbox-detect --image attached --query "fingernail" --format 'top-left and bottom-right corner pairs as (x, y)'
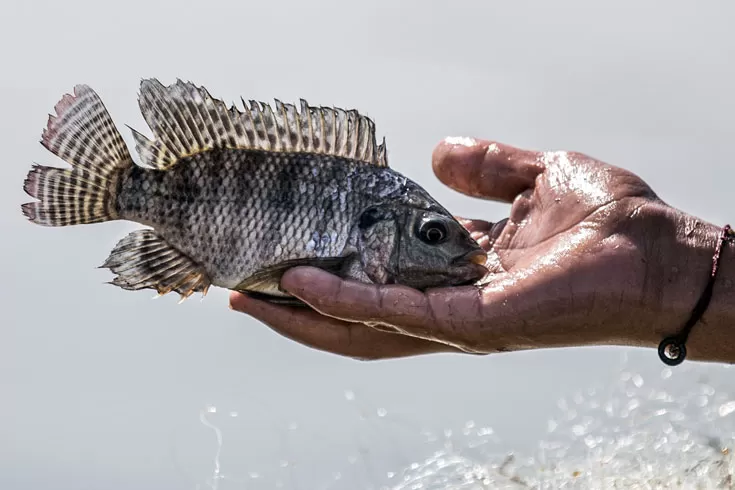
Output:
(229, 292), (252, 312)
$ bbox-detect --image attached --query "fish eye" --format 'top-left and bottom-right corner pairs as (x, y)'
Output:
(418, 220), (448, 245)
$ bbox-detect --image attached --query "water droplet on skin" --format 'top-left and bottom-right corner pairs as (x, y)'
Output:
(444, 136), (477, 147)
(377, 408), (387, 417)
(344, 390), (355, 401)
(206, 405), (217, 413)
(685, 220), (699, 237)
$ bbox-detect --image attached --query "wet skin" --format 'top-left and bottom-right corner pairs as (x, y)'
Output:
(230, 137), (735, 364)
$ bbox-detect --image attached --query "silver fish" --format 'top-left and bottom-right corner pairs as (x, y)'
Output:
(21, 79), (487, 305)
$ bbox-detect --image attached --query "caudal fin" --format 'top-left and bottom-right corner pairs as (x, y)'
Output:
(22, 85), (134, 226)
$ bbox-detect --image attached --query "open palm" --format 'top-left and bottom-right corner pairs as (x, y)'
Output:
(230, 138), (703, 360)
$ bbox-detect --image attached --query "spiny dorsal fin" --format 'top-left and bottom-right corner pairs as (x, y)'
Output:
(133, 78), (388, 170)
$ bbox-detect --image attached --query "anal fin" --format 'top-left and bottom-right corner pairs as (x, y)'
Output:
(101, 229), (211, 302)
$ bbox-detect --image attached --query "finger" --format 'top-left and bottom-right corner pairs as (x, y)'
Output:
(280, 267), (434, 331)
(228, 291), (461, 360)
(280, 267), (486, 346)
(433, 138), (544, 203)
(489, 218), (509, 240)
(455, 216), (493, 235)
(455, 216), (495, 251)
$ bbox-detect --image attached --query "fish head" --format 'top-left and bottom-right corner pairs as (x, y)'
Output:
(355, 202), (488, 290)
(394, 206), (489, 289)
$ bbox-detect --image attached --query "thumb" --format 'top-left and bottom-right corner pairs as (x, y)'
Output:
(432, 138), (544, 203)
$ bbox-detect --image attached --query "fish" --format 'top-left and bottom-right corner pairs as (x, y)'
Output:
(21, 79), (488, 306)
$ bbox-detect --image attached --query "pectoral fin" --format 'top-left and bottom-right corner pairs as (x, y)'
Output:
(233, 256), (353, 307)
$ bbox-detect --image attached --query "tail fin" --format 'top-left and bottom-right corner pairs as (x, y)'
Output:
(22, 85), (134, 226)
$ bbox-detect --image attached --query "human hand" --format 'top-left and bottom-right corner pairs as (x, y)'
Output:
(230, 138), (728, 362)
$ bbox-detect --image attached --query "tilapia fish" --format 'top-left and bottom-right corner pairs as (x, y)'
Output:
(21, 79), (487, 305)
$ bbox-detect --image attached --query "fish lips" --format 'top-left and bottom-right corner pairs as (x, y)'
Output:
(451, 249), (489, 284)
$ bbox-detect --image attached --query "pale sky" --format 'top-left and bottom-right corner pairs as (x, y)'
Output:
(2, 0), (735, 488)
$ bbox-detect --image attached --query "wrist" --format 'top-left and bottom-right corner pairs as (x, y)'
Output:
(639, 201), (735, 363)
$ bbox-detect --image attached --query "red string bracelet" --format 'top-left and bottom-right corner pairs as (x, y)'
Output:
(658, 224), (735, 365)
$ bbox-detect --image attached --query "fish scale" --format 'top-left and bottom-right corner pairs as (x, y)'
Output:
(22, 79), (488, 306)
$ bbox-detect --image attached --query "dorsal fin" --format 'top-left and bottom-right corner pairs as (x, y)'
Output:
(133, 78), (388, 170)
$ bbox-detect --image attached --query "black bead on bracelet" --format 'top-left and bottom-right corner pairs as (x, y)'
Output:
(658, 224), (735, 366)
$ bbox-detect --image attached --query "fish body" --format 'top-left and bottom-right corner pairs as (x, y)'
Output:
(22, 79), (487, 304)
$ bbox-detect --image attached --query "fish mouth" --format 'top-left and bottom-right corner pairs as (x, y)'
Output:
(455, 249), (488, 266)
(450, 249), (489, 286)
